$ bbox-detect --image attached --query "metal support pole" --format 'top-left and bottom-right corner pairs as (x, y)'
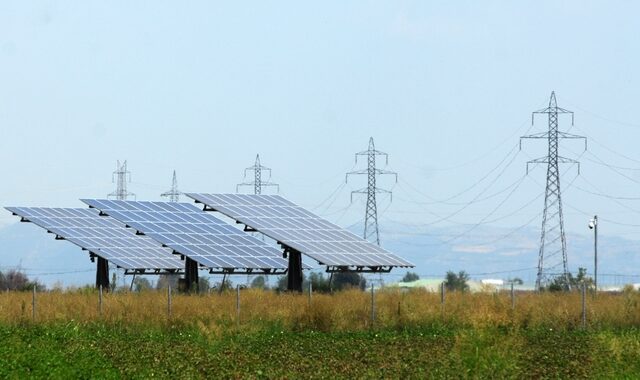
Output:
(286, 250), (303, 292)
(308, 281), (312, 307)
(370, 284), (375, 324)
(236, 284), (241, 326)
(581, 282), (587, 329)
(167, 283), (172, 319)
(32, 285), (36, 321)
(510, 282), (515, 310)
(129, 273), (136, 292)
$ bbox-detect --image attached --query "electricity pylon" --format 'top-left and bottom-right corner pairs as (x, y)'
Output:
(107, 160), (135, 200)
(237, 154), (279, 194)
(520, 92), (586, 290)
(161, 170), (181, 202)
(346, 137), (397, 246)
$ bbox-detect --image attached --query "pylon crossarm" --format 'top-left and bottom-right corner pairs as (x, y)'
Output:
(557, 156), (579, 165)
(346, 169), (368, 177)
(521, 132), (549, 140)
(526, 157), (548, 174)
(350, 189), (368, 202)
(533, 107), (573, 115)
(374, 168), (398, 178)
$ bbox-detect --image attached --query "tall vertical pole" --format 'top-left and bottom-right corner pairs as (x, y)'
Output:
(594, 215), (598, 294)
(521, 92), (586, 290)
(346, 137), (398, 246)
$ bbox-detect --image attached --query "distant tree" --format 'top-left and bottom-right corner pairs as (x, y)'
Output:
(213, 277), (233, 292)
(133, 277), (152, 292)
(110, 272), (117, 292)
(156, 274), (179, 290)
(276, 275), (287, 291)
(507, 277), (524, 285)
(276, 273), (307, 292)
(0, 270), (45, 291)
(333, 272), (367, 291)
(303, 272), (331, 293)
(276, 272), (366, 292)
(547, 267), (593, 292)
(445, 270), (470, 292)
(402, 272), (420, 283)
(198, 277), (211, 293)
(250, 275), (267, 289)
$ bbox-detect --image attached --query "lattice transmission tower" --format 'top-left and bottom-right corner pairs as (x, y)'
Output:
(108, 160), (135, 200)
(346, 137), (397, 246)
(161, 170), (181, 202)
(237, 154), (279, 194)
(520, 92), (586, 290)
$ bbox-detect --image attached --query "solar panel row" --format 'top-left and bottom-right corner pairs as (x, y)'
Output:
(6, 193), (412, 280)
(5, 207), (184, 271)
(80, 199), (292, 272)
(186, 193), (414, 268)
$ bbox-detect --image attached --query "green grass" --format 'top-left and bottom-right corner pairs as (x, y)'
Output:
(1, 322), (640, 379)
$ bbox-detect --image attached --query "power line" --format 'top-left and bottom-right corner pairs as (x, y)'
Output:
(399, 143), (522, 205)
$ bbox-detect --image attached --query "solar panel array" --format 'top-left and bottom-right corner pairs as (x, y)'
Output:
(185, 193), (414, 268)
(4, 207), (184, 271)
(80, 199), (291, 271)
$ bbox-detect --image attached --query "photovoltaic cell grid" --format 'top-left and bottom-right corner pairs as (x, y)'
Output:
(185, 193), (414, 268)
(80, 199), (291, 271)
(4, 207), (184, 271)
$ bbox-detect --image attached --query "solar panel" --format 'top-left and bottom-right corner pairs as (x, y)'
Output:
(80, 199), (292, 273)
(5, 207), (184, 272)
(185, 193), (414, 270)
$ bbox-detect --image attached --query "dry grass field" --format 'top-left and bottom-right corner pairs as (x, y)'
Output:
(1, 287), (639, 331)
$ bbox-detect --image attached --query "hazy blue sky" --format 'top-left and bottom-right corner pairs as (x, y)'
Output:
(2, 2), (640, 285)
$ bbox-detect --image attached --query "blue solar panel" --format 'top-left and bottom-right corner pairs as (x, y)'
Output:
(5, 207), (184, 271)
(80, 199), (291, 271)
(185, 193), (414, 269)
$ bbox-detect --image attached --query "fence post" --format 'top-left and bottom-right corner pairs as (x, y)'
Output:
(167, 284), (172, 319)
(32, 285), (36, 321)
(440, 282), (446, 317)
(99, 285), (103, 317)
(581, 282), (587, 329)
(236, 284), (240, 326)
(370, 284), (375, 324)
(510, 282), (515, 310)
